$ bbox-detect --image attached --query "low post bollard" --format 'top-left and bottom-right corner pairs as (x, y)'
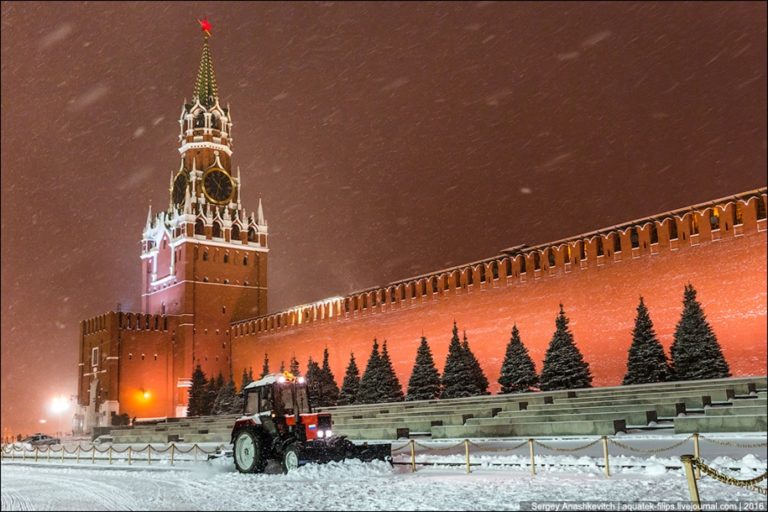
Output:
(47, 447), (50, 462)
(409, 440), (416, 473)
(170, 444), (175, 466)
(464, 439), (471, 474)
(693, 433), (701, 478)
(91, 446), (96, 464)
(601, 436), (610, 477)
(680, 455), (701, 511)
(61, 447), (64, 463)
(148, 445), (151, 465)
(528, 439), (536, 475)
(109, 446), (113, 465)
(35, 447), (39, 463)
(22, 447), (26, 461)
(128, 446), (132, 466)
(76, 445), (80, 464)
(194, 444), (198, 463)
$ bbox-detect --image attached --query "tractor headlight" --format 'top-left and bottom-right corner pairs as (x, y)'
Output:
(317, 430), (324, 438)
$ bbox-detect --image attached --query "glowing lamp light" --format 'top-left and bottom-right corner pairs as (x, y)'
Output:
(277, 376), (287, 384)
(143, 391), (151, 400)
(297, 377), (306, 384)
(49, 396), (70, 414)
(39, 419), (47, 424)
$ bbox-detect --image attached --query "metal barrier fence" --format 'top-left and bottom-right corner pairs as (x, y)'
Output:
(0, 442), (223, 466)
(388, 433), (767, 478)
(681, 454), (768, 510)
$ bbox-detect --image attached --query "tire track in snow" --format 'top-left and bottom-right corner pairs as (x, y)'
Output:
(1, 488), (35, 511)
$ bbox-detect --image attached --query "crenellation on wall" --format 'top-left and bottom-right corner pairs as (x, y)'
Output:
(232, 188), (767, 338)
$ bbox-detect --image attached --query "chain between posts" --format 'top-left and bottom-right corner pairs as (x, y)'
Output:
(608, 435), (693, 453)
(698, 435), (768, 449)
(682, 454), (768, 502)
(534, 438), (601, 452)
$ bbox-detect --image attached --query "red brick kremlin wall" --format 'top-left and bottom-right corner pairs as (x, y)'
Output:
(232, 191), (767, 392)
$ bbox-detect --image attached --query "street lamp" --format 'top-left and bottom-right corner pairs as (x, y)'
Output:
(49, 395), (70, 439)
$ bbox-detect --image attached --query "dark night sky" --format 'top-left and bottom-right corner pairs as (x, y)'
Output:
(1, 1), (766, 435)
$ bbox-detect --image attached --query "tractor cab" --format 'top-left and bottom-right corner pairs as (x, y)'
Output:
(239, 371), (333, 442)
(230, 371), (391, 474)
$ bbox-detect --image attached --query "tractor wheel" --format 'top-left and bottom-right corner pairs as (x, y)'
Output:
(281, 443), (301, 473)
(234, 430), (267, 474)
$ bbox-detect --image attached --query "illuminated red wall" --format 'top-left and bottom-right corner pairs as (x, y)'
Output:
(232, 202), (767, 392)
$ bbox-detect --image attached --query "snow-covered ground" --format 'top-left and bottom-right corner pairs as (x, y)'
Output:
(1, 435), (766, 511)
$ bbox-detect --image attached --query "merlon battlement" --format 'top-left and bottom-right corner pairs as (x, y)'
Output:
(231, 188), (766, 337)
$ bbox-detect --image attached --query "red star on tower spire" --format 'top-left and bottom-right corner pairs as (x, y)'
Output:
(198, 17), (212, 37)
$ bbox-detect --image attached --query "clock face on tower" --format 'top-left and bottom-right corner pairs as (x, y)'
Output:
(202, 167), (234, 204)
(172, 172), (188, 205)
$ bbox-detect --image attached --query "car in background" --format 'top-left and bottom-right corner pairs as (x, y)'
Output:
(17, 433), (60, 449)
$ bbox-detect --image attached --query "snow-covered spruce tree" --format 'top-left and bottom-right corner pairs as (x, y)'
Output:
(623, 297), (670, 385)
(498, 325), (539, 393)
(212, 378), (237, 415)
(289, 355), (301, 377)
(380, 341), (404, 402)
(279, 360), (286, 373)
(670, 284), (730, 381)
(337, 353), (361, 405)
(261, 353), (270, 378)
(202, 373), (220, 415)
(406, 336), (442, 401)
(441, 322), (478, 399)
(463, 331), (489, 395)
(540, 305), (593, 391)
(305, 357), (323, 408)
(318, 348), (340, 407)
(248, 367), (254, 383)
(240, 368), (253, 391)
(215, 371), (225, 390)
(187, 364), (208, 417)
(357, 339), (383, 404)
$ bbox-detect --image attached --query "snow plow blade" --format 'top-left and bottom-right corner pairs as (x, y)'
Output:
(298, 437), (392, 465)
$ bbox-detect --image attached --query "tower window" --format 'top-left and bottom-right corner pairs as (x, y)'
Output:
(141, 353), (145, 361)
(243, 256), (248, 266)
(224, 254), (229, 263)
(709, 209), (720, 230)
(91, 347), (99, 367)
(690, 215), (700, 235)
(757, 199), (767, 220)
(195, 219), (204, 236)
(734, 204), (743, 226)
(231, 225), (241, 241)
(154, 354), (158, 361)
(212, 222), (222, 238)
(248, 228), (257, 243)
(203, 251), (208, 261)
(669, 220), (678, 240)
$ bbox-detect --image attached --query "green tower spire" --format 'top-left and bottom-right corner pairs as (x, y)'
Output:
(194, 35), (218, 108)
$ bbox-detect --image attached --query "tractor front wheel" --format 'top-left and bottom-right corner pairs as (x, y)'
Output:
(281, 443), (301, 473)
(234, 430), (267, 474)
